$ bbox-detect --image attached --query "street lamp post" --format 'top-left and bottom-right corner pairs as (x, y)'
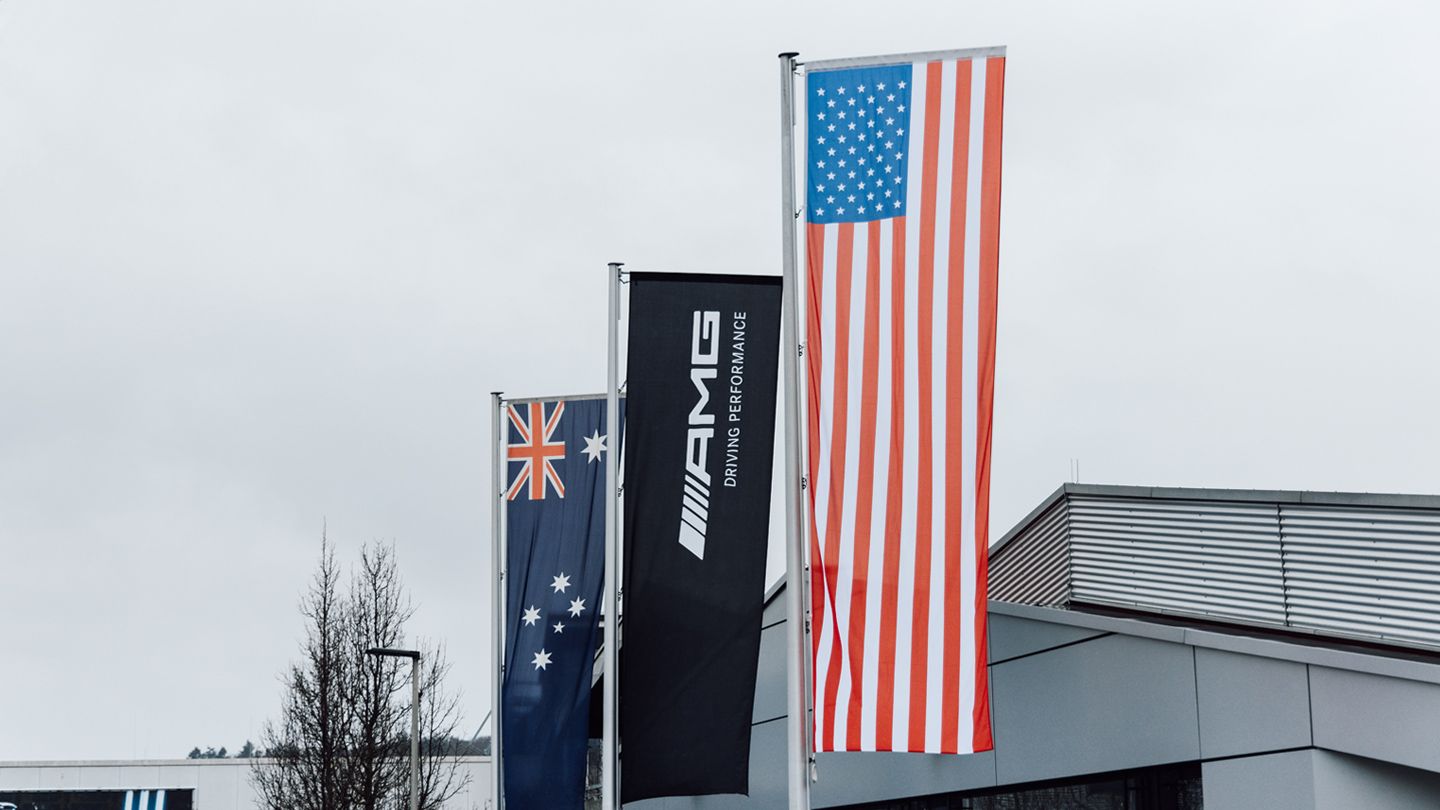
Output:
(366, 647), (421, 810)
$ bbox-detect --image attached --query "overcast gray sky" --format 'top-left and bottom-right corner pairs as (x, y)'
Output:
(3, 0), (1438, 761)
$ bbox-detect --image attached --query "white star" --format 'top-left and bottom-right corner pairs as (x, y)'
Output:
(521, 606), (541, 627)
(552, 621), (566, 634)
(581, 431), (607, 463)
(551, 573), (570, 593)
(836, 86), (846, 94)
(568, 597), (587, 617)
(827, 99), (835, 108)
(816, 87), (825, 96)
(815, 209), (825, 216)
(532, 649), (552, 670)
(877, 82), (886, 90)
(897, 81), (906, 89)
(857, 84), (866, 92)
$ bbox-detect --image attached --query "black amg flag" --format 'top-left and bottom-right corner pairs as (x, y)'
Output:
(620, 272), (783, 802)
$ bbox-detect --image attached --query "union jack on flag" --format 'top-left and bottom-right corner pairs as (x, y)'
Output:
(508, 401), (566, 500)
(804, 47), (1005, 757)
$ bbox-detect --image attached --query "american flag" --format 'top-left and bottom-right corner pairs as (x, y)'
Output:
(804, 49), (1004, 756)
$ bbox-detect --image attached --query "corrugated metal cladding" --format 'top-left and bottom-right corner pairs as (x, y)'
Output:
(988, 487), (1440, 651)
(1067, 495), (1288, 627)
(989, 498), (1071, 606)
(1281, 504), (1440, 647)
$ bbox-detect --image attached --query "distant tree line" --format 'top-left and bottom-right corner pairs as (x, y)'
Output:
(185, 741), (256, 759)
(186, 737), (486, 760)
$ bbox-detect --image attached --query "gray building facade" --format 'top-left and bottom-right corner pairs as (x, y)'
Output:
(635, 484), (1440, 809)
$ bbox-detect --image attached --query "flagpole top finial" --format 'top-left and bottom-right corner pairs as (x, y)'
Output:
(779, 51), (799, 59)
(608, 261), (625, 268)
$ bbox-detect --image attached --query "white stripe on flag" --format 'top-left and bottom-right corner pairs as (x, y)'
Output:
(957, 56), (988, 754)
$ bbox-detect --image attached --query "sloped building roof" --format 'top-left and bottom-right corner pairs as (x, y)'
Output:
(989, 483), (1440, 652)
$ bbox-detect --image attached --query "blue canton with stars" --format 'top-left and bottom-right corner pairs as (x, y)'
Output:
(806, 64), (913, 225)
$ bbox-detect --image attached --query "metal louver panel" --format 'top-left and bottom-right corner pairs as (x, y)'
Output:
(989, 485), (1440, 653)
(989, 498), (1070, 606)
(1066, 496), (1288, 626)
(1281, 505), (1440, 647)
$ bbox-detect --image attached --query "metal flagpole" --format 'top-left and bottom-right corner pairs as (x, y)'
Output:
(490, 391), (506, 810)
(778, 52), (813, 809)
(602, 262), (623, 810)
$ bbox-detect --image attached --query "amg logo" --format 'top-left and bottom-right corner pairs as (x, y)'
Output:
(678, 310), (720, 560)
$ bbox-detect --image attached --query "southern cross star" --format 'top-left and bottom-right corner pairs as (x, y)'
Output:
(521, 606), (541, 627)
(532, 649), (552, 671)
(551, 573), (570, 593)
(568, 597), (586, 618)
(581, 431), (607, 463)
(552, 621), (565, 634)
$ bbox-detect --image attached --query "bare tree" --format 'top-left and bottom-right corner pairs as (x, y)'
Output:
(253, 536), (469, 810)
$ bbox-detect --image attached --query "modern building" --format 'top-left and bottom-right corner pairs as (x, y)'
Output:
(633, 484), (1440, 809)
(0, 757), (492, 810)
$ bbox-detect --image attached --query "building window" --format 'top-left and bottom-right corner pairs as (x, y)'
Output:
(838, 762), (1202, 810)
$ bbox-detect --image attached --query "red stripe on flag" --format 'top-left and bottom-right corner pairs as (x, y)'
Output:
(844, 219), (884, 749)
(820, 222), (856, 749)
(805, 221), (828, 749)
(874, 216), (907, 750)
(971, 56), (1005, 753)
(907, 60), (945, 750)
(940, 58), (973, 755)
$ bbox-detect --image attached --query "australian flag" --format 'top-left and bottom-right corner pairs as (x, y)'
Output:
(502, 396), (619, 810)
